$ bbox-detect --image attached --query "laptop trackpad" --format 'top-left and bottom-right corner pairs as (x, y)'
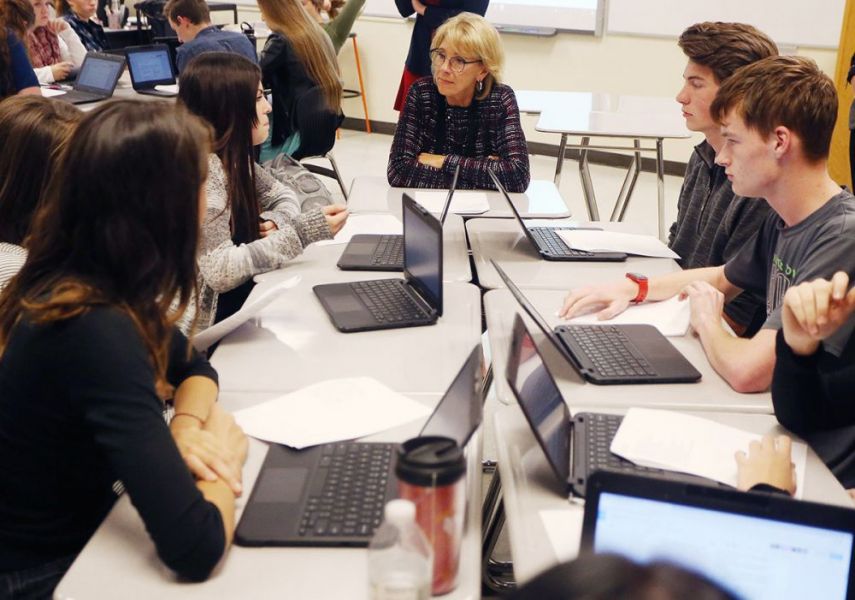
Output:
(254, 467), (308, 503)
(327, 293), (364, 313)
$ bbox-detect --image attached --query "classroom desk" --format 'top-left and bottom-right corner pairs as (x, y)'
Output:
(518, 90), (690, 240)
(254, 213), (472, 284)
(492, 403), (853, 585)
(210, 280), (482, 394)
(466, 218), (681, 290)
(347, 176), (571, 219)
(484, 288), (773, 414)
(54, 391), (482, 600)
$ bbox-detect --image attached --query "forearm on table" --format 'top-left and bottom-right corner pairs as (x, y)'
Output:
(695, 324), (777, 393)
(197, 478), (237, 547)
(647, 266), (733, 302)
(171, 376), (219, 427)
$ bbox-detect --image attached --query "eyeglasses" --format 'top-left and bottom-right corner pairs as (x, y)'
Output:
(429, 49), (482, 74)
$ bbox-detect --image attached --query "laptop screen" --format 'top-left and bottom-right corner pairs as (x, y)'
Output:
(419, 345), (482, 447)
(506, 314), (571, 483)
(77, 55), (124, 92)
(127, 46), (174, 86)
(402, 194), (442, 314)
(591, 488), (854, 600)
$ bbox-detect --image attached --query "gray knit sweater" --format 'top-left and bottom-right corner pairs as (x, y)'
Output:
(184, 155), (331, 333)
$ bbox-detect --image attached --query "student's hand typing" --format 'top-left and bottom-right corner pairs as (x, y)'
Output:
(322, 204), (348, 236)
(735, 434), (796, 496)
(50, 62), (74, 82)
(781, 272), (855, 356)
(171, 404), (248, 496)
(417, 153), (445, 169)
(259, 220), (277, 238)
(680, 281), (724, 333)
(558, 279), (637, 320)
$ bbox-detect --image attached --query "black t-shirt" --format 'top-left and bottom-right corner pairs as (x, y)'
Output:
(0, 307), (225, 580)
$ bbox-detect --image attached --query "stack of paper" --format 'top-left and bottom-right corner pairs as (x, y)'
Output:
(610, 408), (807, 498)
(556, 229), (680, 259)
(233, 377), (431, 449)
(314, 214), (402, 246)
(567, 294), (690, 336)
(414, 190), (490, 215)
(192, 275), (300, 351)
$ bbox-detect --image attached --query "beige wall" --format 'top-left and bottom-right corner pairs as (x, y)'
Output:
(240, 10), (838, 164)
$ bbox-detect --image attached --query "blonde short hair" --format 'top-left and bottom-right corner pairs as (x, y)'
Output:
(431, 13), (503, 101)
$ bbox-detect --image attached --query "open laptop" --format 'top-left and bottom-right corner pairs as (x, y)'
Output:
(315, 194), (442, 333)
(55, 52), (125, 105)
(506, 314), (713, 497)
(487, 169), (626, 262)
(582, 471), (855, 600)
(235, 344), (484, 547)
(124, 44), (178, 97)
(492, 259), (700, 384)
(337, 165), (460, 272)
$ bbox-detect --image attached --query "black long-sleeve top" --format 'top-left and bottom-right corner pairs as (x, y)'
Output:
(0, 307), (225, 580)
(387, 78), (531, 192)
(395, 0), (489, 77)
(771, 329), (855, 488)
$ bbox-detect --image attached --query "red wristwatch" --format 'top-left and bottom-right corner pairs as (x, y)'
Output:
(626, 272), (648, 303)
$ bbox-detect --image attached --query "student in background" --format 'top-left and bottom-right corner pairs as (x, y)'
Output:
(0, 12), (39, 99)
(301, 0), (365, 54)
(671, 22), (777, 337)
(164, 0), (257, 73)
(768, 271), (855, 491)
(257, 0), (343, 160)
(0, 100), (247, 598)
(387, 12), (530, 192)
(0, 95), (81, 288)
(392, 0), (487, 111)
(58, 0), (106, 51)
(560, 56), (855, 394)
(26, 0), (85, 83)
(178, 52), (347, 331)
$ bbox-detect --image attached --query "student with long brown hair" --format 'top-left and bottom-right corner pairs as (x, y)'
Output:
(0, 95), (81, 288)
(0, 3), (40, 98)
(178, 52), (347, 331)
(257, 0), (343, 160)
(0, 100), (247, 598)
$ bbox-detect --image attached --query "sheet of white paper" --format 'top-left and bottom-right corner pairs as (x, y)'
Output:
(192, 275), (300, 351)
(556, 229), (680, 259)
(154, 83), (178, 93)
(414, 190), (489, 215)
(611, 408), (808, 498)
(40, 87), (67, 97)
(568, 295), (690, 336)
(540, 508), (584, 562)
(233, 377), (432, 449)
(313, 214), (402, 246)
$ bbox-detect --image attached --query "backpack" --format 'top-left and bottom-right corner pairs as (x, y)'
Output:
(262, 153), (335, 211)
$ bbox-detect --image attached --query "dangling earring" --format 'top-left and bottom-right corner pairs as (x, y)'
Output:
(475, 79), (484, 95)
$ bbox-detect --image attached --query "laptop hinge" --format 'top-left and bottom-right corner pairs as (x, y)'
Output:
(402, 280), (438, 317)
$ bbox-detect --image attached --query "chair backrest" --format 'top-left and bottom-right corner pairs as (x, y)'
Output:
(292, 85), (343, 160)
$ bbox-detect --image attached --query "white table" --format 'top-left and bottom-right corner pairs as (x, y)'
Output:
(347, 176), (571, 219)
(518, 90), (690, 240)
(465, 219), (681, 290)
(492, 403), (853, 585)
(54, 391), (483, 600)
(210, 280), (483, 394)
(484, 288), (773, 414)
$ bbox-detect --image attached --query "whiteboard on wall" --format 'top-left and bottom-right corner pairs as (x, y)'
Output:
(607, 0), (844, 49)
(363, 0), (603, 34)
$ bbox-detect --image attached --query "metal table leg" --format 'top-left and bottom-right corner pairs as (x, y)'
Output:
(553, 133), (567, 189)
(578, 136), (599, 221)
(610, 138), (642, 222)
(656, 138), (666, 241)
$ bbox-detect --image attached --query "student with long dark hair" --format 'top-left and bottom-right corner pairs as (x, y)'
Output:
(0, 95), (81, 288)
(178, 52), (347, 330)
(0, 100), (248, 598)
(0, 12), (40, 99)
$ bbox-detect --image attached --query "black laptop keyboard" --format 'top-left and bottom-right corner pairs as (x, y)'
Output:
(565, 325), (657, 378)
(581, 412), (658, 474)
(299, 443), (395, 538)
(529, 227), (595, 257)
(370, 235), (404, 266)
(351, 280), (428, 323)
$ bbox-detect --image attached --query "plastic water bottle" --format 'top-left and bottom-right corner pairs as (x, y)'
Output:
(368, 499), (433, 600)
